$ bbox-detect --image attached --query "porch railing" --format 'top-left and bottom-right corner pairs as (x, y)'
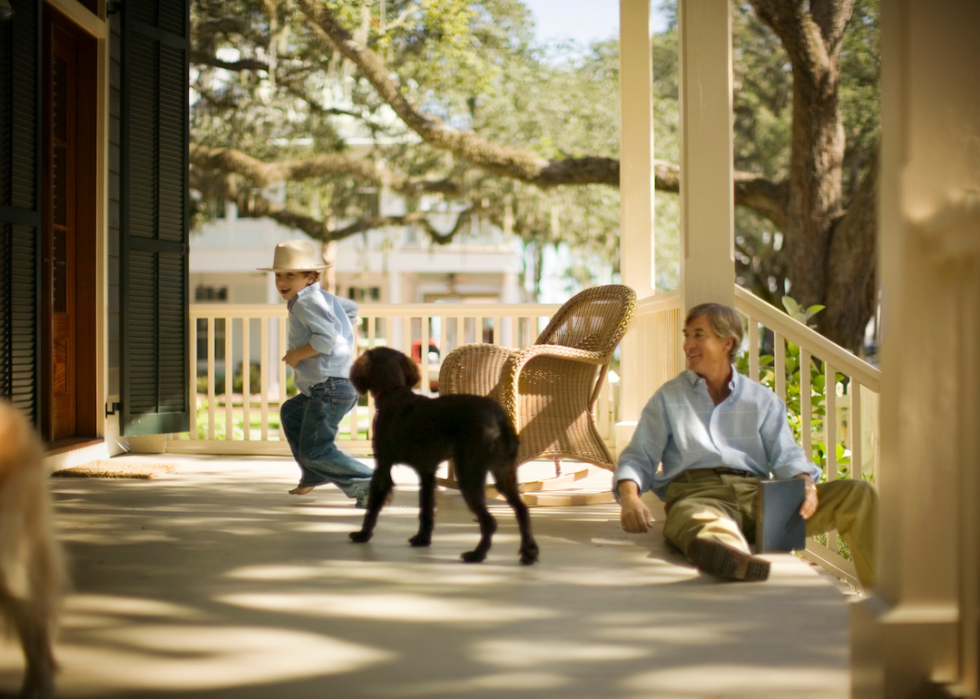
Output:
(170, 301), (627, 455)
(734, 286), (881, 586)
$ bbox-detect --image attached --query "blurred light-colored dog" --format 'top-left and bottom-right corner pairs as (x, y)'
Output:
(0, 400), (64, 699)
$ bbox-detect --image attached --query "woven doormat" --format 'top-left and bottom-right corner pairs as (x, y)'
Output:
(52, 460), (178, 479)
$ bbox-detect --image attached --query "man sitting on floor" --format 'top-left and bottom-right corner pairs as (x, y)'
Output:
(614, 302), (877, 587)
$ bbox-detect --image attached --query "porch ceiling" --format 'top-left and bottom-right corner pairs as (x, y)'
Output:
(12, 456), (855, 698)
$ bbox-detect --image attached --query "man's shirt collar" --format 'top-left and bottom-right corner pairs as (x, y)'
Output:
(682, 365), (739, 393)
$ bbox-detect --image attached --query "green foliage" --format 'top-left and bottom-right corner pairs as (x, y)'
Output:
(190, 0), (643, 289)
(780, 296), (825, 326)
(190, 0), (878, 300)
(194, 397), (244, 440)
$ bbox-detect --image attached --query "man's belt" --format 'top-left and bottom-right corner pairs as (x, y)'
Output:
(713, 466), (756, 478)
(680, 466), (760, 481)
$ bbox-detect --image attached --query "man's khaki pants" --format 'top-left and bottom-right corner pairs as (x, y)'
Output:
(663, 468), (878, 587)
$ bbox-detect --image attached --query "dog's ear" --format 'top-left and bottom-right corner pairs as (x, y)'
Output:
(349, 353), (370, 394)
(401, 352), (422, 389)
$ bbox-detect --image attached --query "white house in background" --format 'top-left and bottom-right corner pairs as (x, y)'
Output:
(188, 184), (523, 382)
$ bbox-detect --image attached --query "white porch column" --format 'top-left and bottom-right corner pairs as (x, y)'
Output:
(617, 0), (656, 445)
(851, 2), (980, 697)
(619, 0), (656, 300)
(678, 0), (735, 312)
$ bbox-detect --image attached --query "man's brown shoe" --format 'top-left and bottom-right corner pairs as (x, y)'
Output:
(688, 539), (770, 582)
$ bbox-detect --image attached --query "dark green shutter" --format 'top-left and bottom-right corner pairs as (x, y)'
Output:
(0, 0), (43, 424)
(119, 0), (190, 435)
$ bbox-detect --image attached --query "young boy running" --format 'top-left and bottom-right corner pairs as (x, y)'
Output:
(258, 240), (373, 506)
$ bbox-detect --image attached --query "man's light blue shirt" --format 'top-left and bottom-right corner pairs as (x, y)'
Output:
(614, 368), (822, 500)
(287, 285), (359, 396)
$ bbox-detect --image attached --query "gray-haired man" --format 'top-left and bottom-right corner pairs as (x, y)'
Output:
(614, 303), (877, 586)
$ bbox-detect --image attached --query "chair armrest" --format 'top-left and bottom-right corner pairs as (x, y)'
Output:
(498, 344), (608, 417)
(508, 344), (607, 372)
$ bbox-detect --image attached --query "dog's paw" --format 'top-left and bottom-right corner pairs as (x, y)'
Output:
(408, 534), (431, 547)
(460, 550), (487, 563)
(519, 543), (540, 565)
(349, 531), (372, 544)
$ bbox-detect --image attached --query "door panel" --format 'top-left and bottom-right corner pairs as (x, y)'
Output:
(43, 21), (78, 440)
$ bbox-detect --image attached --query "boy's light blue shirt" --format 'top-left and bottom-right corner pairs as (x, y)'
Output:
(286, 285), (359, 396)
(614, 368), (822, 500)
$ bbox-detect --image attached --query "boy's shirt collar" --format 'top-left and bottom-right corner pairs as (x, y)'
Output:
(287, 283), (320, 311)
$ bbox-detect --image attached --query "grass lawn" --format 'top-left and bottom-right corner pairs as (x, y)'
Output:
(177, 398), (370, 441)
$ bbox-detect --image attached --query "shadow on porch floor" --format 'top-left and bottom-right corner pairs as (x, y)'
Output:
(2, 456), (855, 698)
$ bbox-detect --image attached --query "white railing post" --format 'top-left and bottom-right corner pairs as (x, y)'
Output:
(774, 332), (785, 403)
(421, 314), (431, 395)
(850, 381), (862, 479)
(825, 362), (838, 554)
(242, 318), (250, 441)
(801, 349), (812, 459)
(825, 361), (837, 482)
(278, 318), (287, 441)
(260, 317), (269, 441)
(207, 317), (216, 441)
(224, 317), (233, 441)
(188, 315), (197, 440)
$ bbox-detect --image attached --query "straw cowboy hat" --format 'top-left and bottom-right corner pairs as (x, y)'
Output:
(257, 240), (331, 272)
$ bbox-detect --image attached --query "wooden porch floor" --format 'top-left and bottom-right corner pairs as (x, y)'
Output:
(2, 456), (856, 698)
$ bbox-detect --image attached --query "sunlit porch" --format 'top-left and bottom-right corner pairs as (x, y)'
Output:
(8, 453), (855, 699)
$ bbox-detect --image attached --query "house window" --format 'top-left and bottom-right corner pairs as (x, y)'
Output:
(348, 286), (380, 302)
(357, 189), (380, 218)
(195, 285), (228, 302)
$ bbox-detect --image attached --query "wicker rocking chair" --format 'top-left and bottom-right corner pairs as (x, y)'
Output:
(438, 285), (637, 501)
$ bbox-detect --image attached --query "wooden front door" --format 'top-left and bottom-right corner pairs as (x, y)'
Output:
(42, 19), (78, 441)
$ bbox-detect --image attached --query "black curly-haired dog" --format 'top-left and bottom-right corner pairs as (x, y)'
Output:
(348, 346), (538, 565)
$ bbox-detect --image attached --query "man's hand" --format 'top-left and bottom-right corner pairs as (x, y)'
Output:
(796, 473), (818, 519)
(618, 480), (653, 533)
(283, 344), (317, 369)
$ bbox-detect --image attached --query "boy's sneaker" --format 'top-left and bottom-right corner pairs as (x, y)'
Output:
(687, 538), (770, 582)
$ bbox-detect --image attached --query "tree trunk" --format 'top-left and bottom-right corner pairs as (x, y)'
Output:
(752, 0), (860, 349)
(821, 149), (878, 351)
(785, 65), (845, 312)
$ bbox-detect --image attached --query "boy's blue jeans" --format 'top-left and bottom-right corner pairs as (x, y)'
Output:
(280, 377), (373, 498)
